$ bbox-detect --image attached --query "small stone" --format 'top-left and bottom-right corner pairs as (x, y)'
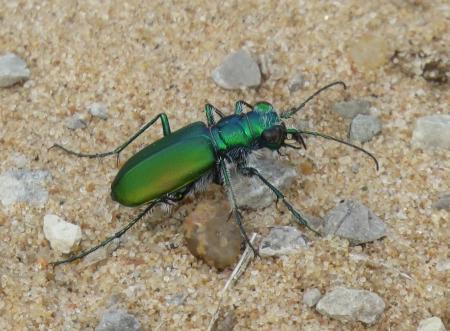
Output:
(231, 152), (297, 209)
(316, 287), (385, 325)
(412, 115), (450, 150)
(211, 309), (236, 331)
(350, 114), (382, 143)
(212, 50), (261, 90)
(348, 34), (390, 71)
(432, 193), (450, 211)
(259, 226), (308, 257)
(323, 200), (387, 245)
(435, 259), (450, 272)
(303, 288), (322, 307)
(43, 214), (82, 254)
(96, 309), (140, 331)
(65, 113), (87, 130)
(183, 200), (242, 270)
(165, 293), (188, 306)
(89, 103), (108, 120)
(332, 100), (371, 119)
(422, 60), (449, 84)
(288, 74), (306, 93)
(0, 170), (50, 207)
(0, 53), (30, 87)
(417, 317), (447, 331)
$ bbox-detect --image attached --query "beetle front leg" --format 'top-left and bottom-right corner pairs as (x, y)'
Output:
(218, 158), (259, 256)
(239, 166), (320, 236)
(51, 113), (172, 164)
(204, 104), (225, 126)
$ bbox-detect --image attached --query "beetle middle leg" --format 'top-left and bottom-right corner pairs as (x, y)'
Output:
(239, 166), (320, 236)
(204, 104), (225, 126)
(218, 158), (259, 256)
(234, 100), (254, 115)
(51, 113), (172, 164)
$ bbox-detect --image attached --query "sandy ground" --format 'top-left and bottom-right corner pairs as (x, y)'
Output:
(0, 1), (449, 330)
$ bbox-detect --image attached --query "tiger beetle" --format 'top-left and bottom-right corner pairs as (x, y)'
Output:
(50, 81), (378, 266)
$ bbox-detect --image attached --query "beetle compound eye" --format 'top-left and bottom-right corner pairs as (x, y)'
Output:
(262, 126), (284, 145)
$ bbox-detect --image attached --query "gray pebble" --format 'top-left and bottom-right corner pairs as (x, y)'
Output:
(0, 170), (50, 207)
(350, 114), (381, 143)
(432, 193), (450, 211)
(303, 288), (322, 307)
(65, 113), (87, 130)
(231, 152), (297, 209)
(435, 259), (450, 272)
(316, 287), (385, 325)
(212, 50), (261, 90)
(417, 317), (447, 331)
(0, 53), (30, 87)
(259, 226), (308, 257)
(412, 115), (450, 150)
(89, 103), (108, 120)
(323, 200), (387, 245)
(96, 309), (140, 331)
(332, 100), (371, 119)
(288, 74), (306, 93)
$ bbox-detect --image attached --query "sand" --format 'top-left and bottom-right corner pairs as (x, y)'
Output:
(0, 1), (448, 330)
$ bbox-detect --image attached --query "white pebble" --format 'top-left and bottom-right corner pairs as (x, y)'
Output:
(88, 103), (108, 119)
(43, 214), (82, 253)
(418, 317), (447, 331)
(0, 53), (30, 87)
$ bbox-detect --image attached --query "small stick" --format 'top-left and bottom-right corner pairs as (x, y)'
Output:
(207, 233), (258, 331)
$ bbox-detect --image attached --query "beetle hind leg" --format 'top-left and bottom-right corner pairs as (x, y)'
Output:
(51, 113), (172, 165)
(50, 200), (161, 267)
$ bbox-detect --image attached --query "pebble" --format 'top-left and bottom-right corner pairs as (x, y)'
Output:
(43, 214), (82, 254)
(231, 152), (297, 209)
(212, 309), (237, 331)
(0, 53), (30, 87)
(259, 226), (308, 257)
(212, 49), (261, 90)
(435, 259), (450, 272)
(0, 170), (50, 207)
(332, 100), (371, 119)
(348, 34), (390, 71)
(183, 200), (242, 270)
(316, 287), (385, 325)
(96, 309), (140, 331)
(88, 102), (108, 120)
(417, 317), (447, 331)
(303, 288), (322, 307)
(412, 115), (450, 150)
(350, 114), (382, 143)
(65, 113), (87, 130)
(432, 193), (450, 211)
(288, 74), (306, 93)
(323, 200), (387, 245)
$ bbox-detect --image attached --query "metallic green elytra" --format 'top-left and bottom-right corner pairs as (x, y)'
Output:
(111, 122), (216, 206)
(50, 81), (379, 266)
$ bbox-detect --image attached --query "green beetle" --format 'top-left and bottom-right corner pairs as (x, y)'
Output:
(51, 82), (378, 265)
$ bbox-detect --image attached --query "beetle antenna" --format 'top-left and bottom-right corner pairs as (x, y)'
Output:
(288, 129), (380, 171)
(281, 81), (346, 119)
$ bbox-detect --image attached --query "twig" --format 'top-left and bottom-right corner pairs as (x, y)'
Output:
(206, 233), (258, 331)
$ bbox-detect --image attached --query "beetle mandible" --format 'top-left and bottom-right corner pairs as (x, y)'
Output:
(50, 81), (378, 266)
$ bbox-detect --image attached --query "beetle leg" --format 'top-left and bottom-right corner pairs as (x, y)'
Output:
(204, 104), (225, 126)
(235, 100), (253, 115)
(50, 200), (160, 266)
(239, 166), (320, 236)
(50, 113), (172, 161)
(218, 158), (259, 257)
